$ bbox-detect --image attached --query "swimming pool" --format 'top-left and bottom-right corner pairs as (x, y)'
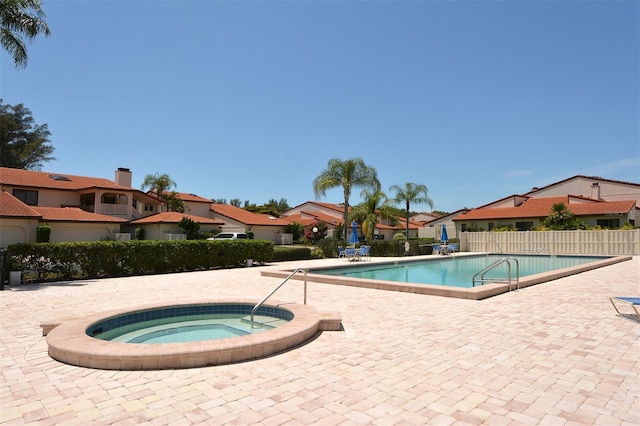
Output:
(312, 254), (607, 287)
(45, 299), (323, 370)
(88, 304), (291, 344)
(262, 254), (631, 300)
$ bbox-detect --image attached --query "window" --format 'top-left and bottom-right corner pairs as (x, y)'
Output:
(597, 218), (620, 229)
(516, 221), (534, 231)
(488, 223), (495, 231)
(13, 189), (38, 205)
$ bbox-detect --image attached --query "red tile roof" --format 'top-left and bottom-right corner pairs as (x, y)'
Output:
(32, 207), (128, 223)
(456, 196), (636, 221)
(210, 204), (290, 226)
(175, 192), (213, 203)
(130, 212), (224, 225)
(289, 201), (350, 214)
(0, 190), (41, 218)
(280, 211), (343, 227)
(0, 167), (131, 191)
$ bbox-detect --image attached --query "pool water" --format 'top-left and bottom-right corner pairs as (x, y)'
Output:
(313, 254), (607, 288)
(90, 308), (291, 344)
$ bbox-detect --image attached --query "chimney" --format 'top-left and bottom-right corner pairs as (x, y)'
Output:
(115, 167), (132, 187)
(590, 182), (601, 200)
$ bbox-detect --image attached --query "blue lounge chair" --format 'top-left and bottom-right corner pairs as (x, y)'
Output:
(610, 297), (640, 322)
(358, 245), (371, 261)
(345, 247), (358, 261)
(338, 246), (346, 259)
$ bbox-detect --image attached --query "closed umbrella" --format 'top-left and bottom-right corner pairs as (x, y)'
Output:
(441, 224), (448, 243)
(350, 220), (358, 244)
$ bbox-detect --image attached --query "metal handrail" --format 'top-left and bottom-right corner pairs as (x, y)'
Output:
(472, 256), (520, 291)
(251, 267), (307, 328)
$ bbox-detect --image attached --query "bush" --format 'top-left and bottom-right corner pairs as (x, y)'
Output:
(36, 225), (51, 243)
(272, 246), (311, 261)
(6, 239), (274, 282)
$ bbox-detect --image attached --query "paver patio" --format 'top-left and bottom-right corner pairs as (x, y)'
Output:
(1, 255), (638, 425)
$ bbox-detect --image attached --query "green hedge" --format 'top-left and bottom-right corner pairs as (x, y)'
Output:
(272, 246), (312, 262)
(7, 240), (274, 282)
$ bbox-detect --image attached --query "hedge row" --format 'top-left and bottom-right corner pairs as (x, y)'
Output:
(6, 240), (274, 282)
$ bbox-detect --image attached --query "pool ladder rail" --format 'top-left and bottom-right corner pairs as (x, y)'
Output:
(472, 256), (520, 291)
(251, 267), (307, 329)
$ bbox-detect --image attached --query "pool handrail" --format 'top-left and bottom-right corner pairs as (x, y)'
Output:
(472, 256), (520, 291)
(251, 267), (307, 328)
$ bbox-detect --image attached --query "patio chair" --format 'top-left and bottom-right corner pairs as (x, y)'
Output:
(358, 245), (371, 261)
(432, 244), (441, 255)
(610, 297), (640, 322)
(345, 247), (358, 261)
(447, 243), (459, 253)
(338, 246), (346, 260)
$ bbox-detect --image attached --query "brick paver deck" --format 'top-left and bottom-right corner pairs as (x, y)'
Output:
(1, 256), (638, 425)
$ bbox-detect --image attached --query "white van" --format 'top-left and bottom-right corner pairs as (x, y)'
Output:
(208, 232), (249, 240)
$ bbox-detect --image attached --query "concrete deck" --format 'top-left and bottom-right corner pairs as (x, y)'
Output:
(1, 256), (638, 425)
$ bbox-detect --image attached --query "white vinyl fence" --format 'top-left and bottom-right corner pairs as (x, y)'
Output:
(461, 229), (640, 255)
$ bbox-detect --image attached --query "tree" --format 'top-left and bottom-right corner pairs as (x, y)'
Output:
(1, 0), (50, 69)
(313, 158), (381, 243)
(0, 100), (55, 169)
(390, 182), (434, 240)
(178, 216), (200, 240)
(350, 189), (397, 240)
(541, 203), (587, 230)
(141, 172), (182, 212)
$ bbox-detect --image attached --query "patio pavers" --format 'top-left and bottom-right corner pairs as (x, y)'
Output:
(1, 256), (638, 425)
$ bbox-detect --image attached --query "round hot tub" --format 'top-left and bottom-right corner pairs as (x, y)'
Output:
(46, 298), (320, 370)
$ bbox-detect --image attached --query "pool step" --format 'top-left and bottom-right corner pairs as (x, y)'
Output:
(240, 315), (288, 329)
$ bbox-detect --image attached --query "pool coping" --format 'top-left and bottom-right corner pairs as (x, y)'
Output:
(261, 254), (632, 300)
(45, 298), (324, 370)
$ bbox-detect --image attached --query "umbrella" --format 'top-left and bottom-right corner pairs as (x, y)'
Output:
(441, 224), (448, 243)
(350, 220), (358, 244)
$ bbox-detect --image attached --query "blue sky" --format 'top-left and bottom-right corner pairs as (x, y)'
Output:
(2, 0), (639, 212)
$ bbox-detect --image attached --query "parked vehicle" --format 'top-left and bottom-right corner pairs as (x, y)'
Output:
(208, 232), (248, 240)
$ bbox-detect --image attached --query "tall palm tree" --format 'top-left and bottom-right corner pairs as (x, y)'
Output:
(390, 182), (433, 240)
(350, 189), (397, 240)
(1, 0), (51, 69)
(313, 158), (380, 243)
(141, 172), (177, 212)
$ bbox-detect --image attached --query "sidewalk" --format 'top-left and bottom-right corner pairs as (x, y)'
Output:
(1, 256), (638, 425)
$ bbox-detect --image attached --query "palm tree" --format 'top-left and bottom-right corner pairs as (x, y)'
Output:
(390, 182), (433, 240)
(313, 158), (380, 243)
(1, 0), (51, 69)
(141, 172), (178, 212)
(350, 189), (397, 240)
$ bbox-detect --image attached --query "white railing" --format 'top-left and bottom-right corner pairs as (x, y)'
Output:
(276, 233), (293, 245)
(112, 232), (131, 241)
(461, 229), (640, 255)
(165, 234), (186, 241)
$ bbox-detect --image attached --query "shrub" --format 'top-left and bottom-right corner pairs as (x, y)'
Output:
(36, 224), (51, 243)
(7, 239), (274, 282)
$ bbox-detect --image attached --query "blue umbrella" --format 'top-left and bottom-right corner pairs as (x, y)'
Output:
(350, 220), (358, 244)
(441, 224), (448, 243)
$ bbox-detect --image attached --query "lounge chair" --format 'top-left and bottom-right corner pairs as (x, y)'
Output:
(338, 246), (346, 259)
(358, 245), (371, 261)
(345, 247), (358, 261)
(609, 297), (640, 322)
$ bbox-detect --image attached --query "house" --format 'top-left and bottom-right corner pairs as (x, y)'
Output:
(281, 201), (429, 240)
(128, 212), (224, 241)
(0, 167), (161, 246)
(454, 175), (639, 232)
(418, 209), (470, 241)
(209, 203), (290, 242)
